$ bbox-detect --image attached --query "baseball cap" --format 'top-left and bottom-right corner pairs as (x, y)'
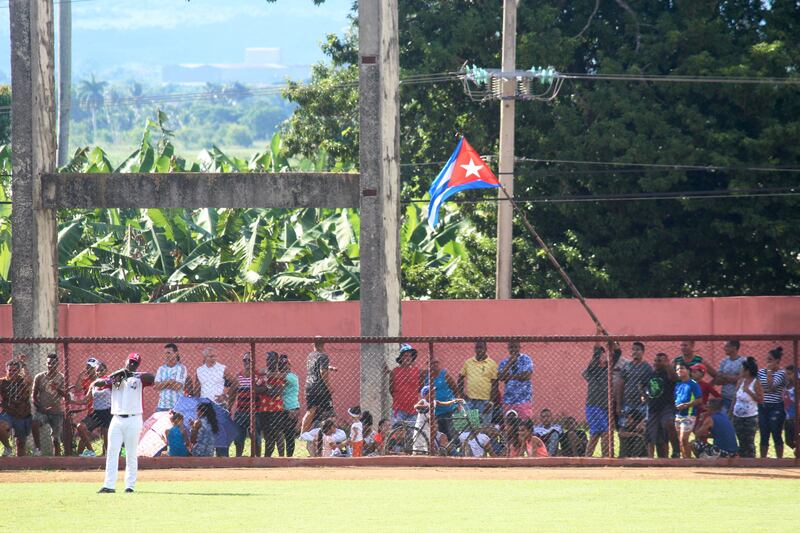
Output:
(690, 363), (707, 375)
(128, 353), (142, 364)
(399, 343), (416, 354)
(86, 358), (100, 368)
(420, 385), (430, 398)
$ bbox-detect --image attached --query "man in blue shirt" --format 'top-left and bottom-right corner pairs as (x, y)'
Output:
(692, 398), (738, 458)
(674, 362), (703, 458)
(498, 340), (534, 420)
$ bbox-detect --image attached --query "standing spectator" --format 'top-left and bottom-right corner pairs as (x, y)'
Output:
(76, 362), (112, 457)
(231, 352), (257, 457)
(423, 358), (460, 440)
(618, 342), (652, 430)
(582, 346), (619, 457)
(0, 413), (11, 456)
(301, 339), (334, 434)
(644, 353), (679, 458)
(673, 340), (717, 379)
(255, 352), (285, 457)
(498, 340), (534, 420)
(692, 398), (739, 458)
(190, 402), (219, 457)
(714, 340), (746, 412)
(673, 362), (703, 458)
(731, 357), (763, 458)
(412, 386), (460, 454)
(757, 347), (787, 458)
(690, 363), (720, 422)
(0, 360), (32, 457)
(195, 346), (236, 456)
(457, 340), (499, 425)
(153, 343), (187, 413)
(278, 354), (299, 457)
(533, 408), (562, 456)
(389, 344), (423, 427)
(784, 365), (796, 458)
(32, 353), (68, 456)
(347, 406), (364, 457)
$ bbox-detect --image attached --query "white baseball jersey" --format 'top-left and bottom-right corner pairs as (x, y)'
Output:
(110, 375), (145, 415)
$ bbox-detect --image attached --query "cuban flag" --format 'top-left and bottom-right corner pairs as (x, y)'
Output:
(427, 137), (500, 228)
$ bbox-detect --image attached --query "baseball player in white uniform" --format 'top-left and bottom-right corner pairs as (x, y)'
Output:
(96, 353), (154, 493)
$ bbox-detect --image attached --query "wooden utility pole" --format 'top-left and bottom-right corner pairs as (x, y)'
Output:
(358, 0), (402, 419)
(10, 0), (59, 374)
(57, 0), (72, 166)
(495, 0), (517, 299)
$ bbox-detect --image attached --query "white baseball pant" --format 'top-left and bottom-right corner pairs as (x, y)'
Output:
(103, 414), (142, 490)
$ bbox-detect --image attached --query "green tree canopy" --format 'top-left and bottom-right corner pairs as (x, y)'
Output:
(283, 0), (800, 297)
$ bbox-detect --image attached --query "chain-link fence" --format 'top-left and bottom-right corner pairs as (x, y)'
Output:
(0, 336), (796, 462)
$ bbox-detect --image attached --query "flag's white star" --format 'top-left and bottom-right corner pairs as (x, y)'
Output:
(459, 158), (483, 179)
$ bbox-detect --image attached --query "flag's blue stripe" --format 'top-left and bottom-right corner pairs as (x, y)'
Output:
(428, 138), (462, 199)
(427, 178), (500, 229)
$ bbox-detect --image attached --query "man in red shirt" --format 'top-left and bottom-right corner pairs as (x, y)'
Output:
(389, 344), (423, 426)
(254, 352), (285, 457)
(691, 363), (721, 433)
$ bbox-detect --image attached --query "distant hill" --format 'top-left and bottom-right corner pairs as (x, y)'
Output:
(0, 0), (353, 83)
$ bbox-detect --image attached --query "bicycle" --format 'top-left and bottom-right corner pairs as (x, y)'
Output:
(383, 402), (507, 457)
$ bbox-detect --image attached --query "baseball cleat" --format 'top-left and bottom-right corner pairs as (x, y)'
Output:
(97, 487), (115, 493)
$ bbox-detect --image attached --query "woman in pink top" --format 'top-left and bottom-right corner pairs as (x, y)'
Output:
(509, 419), (549, 457)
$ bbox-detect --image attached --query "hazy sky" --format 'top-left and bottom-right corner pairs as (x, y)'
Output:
(0, 0), (355, 81)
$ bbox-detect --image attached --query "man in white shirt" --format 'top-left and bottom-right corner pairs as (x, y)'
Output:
(194, 346), (236, 456)
(153, 343), (187, 412)
(96, 353), (154, 494)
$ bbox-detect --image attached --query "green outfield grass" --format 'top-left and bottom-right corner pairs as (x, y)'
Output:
(1, 476), (795, 532)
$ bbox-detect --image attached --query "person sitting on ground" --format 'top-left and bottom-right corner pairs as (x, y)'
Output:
(0, 360), (33, 457)
(557, 416), (588, 457)
(617, 409), (647, 458)
(371, 418), (390, 454)
(318, 419), (340, 458)
(674, 362), (703, 458)
(509, 419), (548, 457)
(299, 422), (347, 457)
(190, 402), (219, 457)
(347, 406), (364, 457)
(163, 411), (191, 457)
(361, 411), (381, 456)
(76, 361), (112, 457)
(534, 408), (562, 456)
(692, 398), (739, 459)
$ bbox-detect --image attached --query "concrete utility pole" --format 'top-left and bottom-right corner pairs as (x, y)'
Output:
(57, 0), (72, 166)
(358, 0), (401, 418)
(495, 0), (517, 300)
(10, 0), (59, 374)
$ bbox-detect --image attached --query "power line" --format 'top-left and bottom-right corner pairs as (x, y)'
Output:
(401, 186), (800, 205)
(559, 72), (800, 86)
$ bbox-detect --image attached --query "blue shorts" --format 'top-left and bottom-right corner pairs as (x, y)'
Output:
(585, 406), (609, 436)
(2, 414), (33, 439)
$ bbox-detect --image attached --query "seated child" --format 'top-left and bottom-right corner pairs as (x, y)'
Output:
(163, 411), (191, 457)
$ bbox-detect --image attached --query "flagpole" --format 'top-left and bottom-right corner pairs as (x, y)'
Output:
(497, 184), (609, 335)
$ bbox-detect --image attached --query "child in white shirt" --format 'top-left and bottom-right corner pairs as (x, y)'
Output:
(348, 406), (364, 456)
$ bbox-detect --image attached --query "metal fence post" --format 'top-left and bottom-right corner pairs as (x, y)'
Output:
(606, 341), (614, 459)
(794, 339), (798, 466)
(63, 341), (72, 456)
(428, 341), (434, 456)
(250, 341), (257, 458)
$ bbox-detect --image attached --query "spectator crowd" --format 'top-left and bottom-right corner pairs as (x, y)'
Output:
(0, 337), (797, 460)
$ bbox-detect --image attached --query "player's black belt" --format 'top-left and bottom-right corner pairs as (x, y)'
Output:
(118, 414), (130, 418)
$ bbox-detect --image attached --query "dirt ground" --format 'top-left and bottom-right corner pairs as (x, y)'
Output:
(2, 466), (799, 483)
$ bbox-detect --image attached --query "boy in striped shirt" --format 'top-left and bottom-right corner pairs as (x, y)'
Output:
(153, 344), (187, 412)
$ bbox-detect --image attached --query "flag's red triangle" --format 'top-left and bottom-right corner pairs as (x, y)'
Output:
(448, 138), (500, 188)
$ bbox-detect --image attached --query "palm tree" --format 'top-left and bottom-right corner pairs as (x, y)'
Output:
(77, 75), (107, 141)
